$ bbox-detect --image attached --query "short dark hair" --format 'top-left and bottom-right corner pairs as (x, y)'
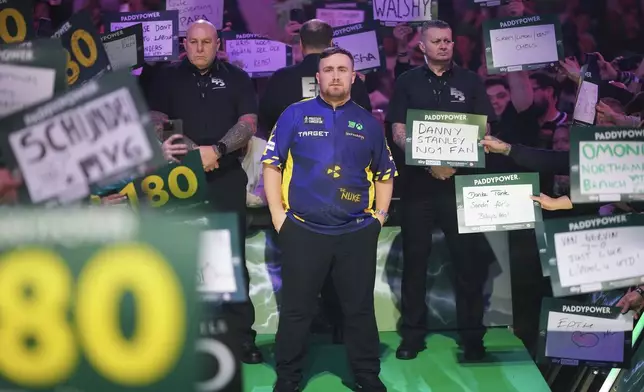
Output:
(319, 46), (354, 68)
(485, 78), (509, 91)
(300, 19), (333, 50)
(530, 72), (560, 99)
(420, 20), (451, 36)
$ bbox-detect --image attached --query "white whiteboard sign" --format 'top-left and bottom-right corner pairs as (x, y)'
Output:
(0, 64), (55, 117)
(410, 120), (479, 162)
(489, 24), (559, 68)
(554, 226), (644, 288)
(103, 34), (139, 70)
(462, 184), (536, 227)
(9, 88), (154, 204)
(579, 141), (644, 196)
(167, 0), (224, 34)
(110, 20), (174, 59)
(197, 229), (237, 295)
(372, 0), (432, 24)
(316, 7), (364, 27)
(332, 28), (382, 72)
(225, 37), (289, 77)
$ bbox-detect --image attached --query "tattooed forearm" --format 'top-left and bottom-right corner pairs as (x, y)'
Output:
(218, 114), (257, 153)
(392, 123), (407, 151)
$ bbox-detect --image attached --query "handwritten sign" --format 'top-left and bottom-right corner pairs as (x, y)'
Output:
(483, 15), (563, 74)
(332, 22), (384, 73)
(538, 214), (644, 297)
(221, 32), (292, 78)
(372, 0), (433, 26)
(52, 10), (112, 86)
(404, 109), (487, 167)
(167, 0), (223, 34)
(0, 0), (34, 44)
(104, 10), (179, 62)
(316, 7), (365, 27)
(455, 173), (542, 233)
(0, 39), (67, 118)
(569, 126), (644, 203)
(572, 80), (598, 125)
(0, 208), (201, 392)
(0, 70), (166, 206)
(537, 298), (633, 368)
(119, 150), (208, 212)
(101, 24), (144, 71)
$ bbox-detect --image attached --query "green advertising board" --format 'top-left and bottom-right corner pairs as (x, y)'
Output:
(405, 110), (487, 168)
(538, 213), (644, 297)
(0, 0), (35, 44)
(0, 207), (200, 391)
(482, 14), (564, 74)
(119, 150), (209, 213)
(569, 126), (644, 204)
(455, 172), (542, 233)
(537, 298), (633, 369)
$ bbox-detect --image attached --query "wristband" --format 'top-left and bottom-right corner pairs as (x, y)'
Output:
(374, 209), (389, 223)
(635, 287), (644, 298)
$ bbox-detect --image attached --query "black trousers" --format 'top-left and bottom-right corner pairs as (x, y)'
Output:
(275, 219), (382, 382)
(400, 182), (491, 347)
(206, 166), (256, 346)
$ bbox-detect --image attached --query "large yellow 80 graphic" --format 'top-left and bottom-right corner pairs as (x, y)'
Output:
(0, 245), (186, 387)
(120, 166), (200, 209)
(0, 8), (27, 44)
(66, 29), (98, 85)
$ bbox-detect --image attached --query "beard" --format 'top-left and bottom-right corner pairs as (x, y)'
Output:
(322, 85), (350, 100)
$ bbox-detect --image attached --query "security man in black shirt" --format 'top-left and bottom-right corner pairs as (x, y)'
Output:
(259, 19), (371, 343)
(386, 20), (497, 361)
(146, 20), (263, 364)
(259, 19), (371, 132)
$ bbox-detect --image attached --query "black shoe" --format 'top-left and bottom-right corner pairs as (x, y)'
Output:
(355, 375), (387, 391)
(395, 341), (426, 360)
(241, 342), (264, 364)
(463, 342), (486, 362)
(273, 379), (300, 392)
(332, 325), (344, 344)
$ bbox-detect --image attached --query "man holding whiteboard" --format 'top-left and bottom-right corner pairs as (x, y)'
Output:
(386, 20), (496, 361)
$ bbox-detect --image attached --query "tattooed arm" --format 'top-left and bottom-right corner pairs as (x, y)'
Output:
(215, 114), (258, 154)
(392, 122), (407, 151)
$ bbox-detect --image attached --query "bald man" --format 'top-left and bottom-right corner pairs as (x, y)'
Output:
(146, 20), (263, 364)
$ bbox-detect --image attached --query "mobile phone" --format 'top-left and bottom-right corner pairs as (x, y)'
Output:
(585, 53), (600, 81)
(162, 119), (184, 141)
(618, 55), (642, 71)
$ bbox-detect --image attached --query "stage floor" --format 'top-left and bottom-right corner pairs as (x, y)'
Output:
(243, 329), (551, 391)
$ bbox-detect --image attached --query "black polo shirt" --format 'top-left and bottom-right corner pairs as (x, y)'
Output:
(258, 53), (372, 132)
(147, 58), (257, 170)
(386, 64), (496, 193)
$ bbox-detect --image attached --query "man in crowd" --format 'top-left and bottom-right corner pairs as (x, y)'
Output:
(146, 20), (263, 364)
(262, 47), (396, 392)
(259, 18), (372, 343)
(259, 19), (371, 132)
(387, 20), (496, 361)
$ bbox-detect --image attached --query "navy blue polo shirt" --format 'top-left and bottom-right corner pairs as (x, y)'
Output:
(262, 96), (397, 235)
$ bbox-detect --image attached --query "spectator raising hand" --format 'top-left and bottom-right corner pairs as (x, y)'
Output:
(617, 287), (644, 319)
(594, 52), (619, 81)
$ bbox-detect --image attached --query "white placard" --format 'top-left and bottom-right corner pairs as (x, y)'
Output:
(9, 88), (154, 204)
(167, 0), (224, 34)
(546, 311), (633, 333)
(197, 229), (237, 294)
(316, 8), (365, 27)
(579, 141), (644, 195)
(103, 34), (138, 70)
(110, 20), (174, 58)
(462, 184), (536, 227)
(0, 64), (55, 117)
(332, 30), (381, 72)
(489, 24), (558, 68)
(573, 81), (598, 124)
(372, 0), (432, 24)
(410, 120), (479, 162)
(554, 226), (644, 288)
(226, 38), (287, 75)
